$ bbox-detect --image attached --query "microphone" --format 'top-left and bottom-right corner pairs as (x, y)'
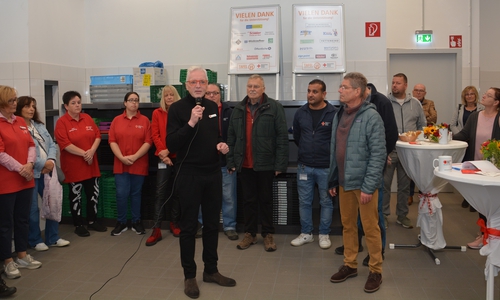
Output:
(195, 98), (203, 106)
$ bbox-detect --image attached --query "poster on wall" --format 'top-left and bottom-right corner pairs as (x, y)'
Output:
(228, 5), (281, 74)
(292, 4), (346, 73)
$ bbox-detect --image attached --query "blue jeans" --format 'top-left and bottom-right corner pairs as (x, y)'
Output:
(29, 177), (60, 247)
(115, 173), (145, 224)
(197, 167), (237, 231)
(297, 164), (333, 235)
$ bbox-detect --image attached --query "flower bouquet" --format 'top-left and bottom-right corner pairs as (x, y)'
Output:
(423, 123), (449, 143)
(480, 139), (500, 169)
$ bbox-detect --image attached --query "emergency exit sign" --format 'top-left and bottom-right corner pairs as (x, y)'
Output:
(415, 30), (433, 43)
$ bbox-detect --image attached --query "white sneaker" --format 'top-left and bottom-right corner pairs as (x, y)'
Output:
(290, 233), (314, 246)
(319, 234), (331, 249)
(15, 254), (42, 270)
(4, 261), (21, 279)
(51, 238), (70, 247)
(34, 243), (49, 251)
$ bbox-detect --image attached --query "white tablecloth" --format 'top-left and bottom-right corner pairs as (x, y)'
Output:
(396, 140), (467, 249)
(434, 169), (500, 300)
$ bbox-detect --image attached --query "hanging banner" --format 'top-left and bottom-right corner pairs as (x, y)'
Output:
(228, 5), (281, 74)
(292, 4), (346, 73)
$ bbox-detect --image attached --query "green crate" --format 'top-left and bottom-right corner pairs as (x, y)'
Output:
(206, 69), (217, 84)
(179, 69), (187, 83)
(150, 85), (165, 103)
(62, 183), (104, 218)
(173, 84), (187, 98)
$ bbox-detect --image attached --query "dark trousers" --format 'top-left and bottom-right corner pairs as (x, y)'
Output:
(153, 160), (179, 227)
(239, 168), (275, 236)
(0, 188), (33, 260)
(68, 177), (99, 227)
(176, 171), (222, 279)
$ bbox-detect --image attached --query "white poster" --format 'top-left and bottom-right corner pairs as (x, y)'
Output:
(292, 4), (346, 73)
(228, 5), (280, 74)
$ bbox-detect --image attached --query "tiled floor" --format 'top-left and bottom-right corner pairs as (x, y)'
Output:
(3, 191), (497, 300)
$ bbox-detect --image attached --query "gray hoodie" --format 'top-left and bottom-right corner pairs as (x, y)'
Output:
(387, 93), (427, 134)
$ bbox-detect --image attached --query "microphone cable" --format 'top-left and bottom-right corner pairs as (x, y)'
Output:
(89, 105), (202, 300)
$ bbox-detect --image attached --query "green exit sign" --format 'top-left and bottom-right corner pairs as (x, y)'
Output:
(415, 30), (433, 43)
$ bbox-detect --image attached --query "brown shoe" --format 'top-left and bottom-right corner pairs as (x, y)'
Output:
(237, 232), (257, 250)
(203, 272), (236, 287)
(184, 278), (199, 299)
(263, 233), (277, 252)
(408, 196), (413, 206)
(364, 272), (382, 293)
(330, 265), (358, 283)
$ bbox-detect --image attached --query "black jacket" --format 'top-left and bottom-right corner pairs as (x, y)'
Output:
(367, 83), (398, 155)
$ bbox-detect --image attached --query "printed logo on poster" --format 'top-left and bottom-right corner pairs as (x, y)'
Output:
(249, 32), (261, 36)
(246, 55), (258, 60)
(300, 47), (313, 51)
(268, 38), (273, 43)
(300, 30), (312, 36)
(315, 54), (326, 59)
(262, 54), (271, 59)
(246, 24), (263, 29)
(300, 39), (314, 44)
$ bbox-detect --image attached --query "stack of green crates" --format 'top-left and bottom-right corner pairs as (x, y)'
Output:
(173, 84), (187, 98)
(99, 171), (132, 219)
(150, 85), (164, 103)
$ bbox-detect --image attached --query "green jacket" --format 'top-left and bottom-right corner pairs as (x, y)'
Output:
(227, 93), (289, 172)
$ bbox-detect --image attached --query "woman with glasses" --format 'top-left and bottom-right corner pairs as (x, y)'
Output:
(109, 92), (152, 236)
(450, 86), (485, 210)
(0, 86), (41, 280)
(146, 86), (181, 246)
(454, 87), (500, 249)
(15, 96), (70, 251)
(55, 91), (106, 237)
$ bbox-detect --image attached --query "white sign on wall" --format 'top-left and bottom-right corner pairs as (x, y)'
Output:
(228, 5), (281, 74)
(292, 4), (346, 73)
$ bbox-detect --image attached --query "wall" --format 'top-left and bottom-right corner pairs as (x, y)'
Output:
(479, 1), (500, 93)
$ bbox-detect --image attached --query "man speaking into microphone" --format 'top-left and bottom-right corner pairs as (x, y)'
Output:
(167, 66), (235, 299)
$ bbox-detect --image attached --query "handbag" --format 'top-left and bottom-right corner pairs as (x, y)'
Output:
(41, 170), (63, 222)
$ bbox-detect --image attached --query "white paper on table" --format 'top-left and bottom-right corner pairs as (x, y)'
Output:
(463, 160), (500, 173)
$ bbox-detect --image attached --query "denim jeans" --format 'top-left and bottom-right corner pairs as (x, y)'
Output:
(29, 177), (60, 247)
(296, 164), (333, 235)
(197, 167), (237, 231)
(115, 173), (145, 224)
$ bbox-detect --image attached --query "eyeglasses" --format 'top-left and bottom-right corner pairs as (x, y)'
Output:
(7, 98), (17, 104)
(187, 80), (208, 86)
(413, 89), (425, 93)
(126, 99), (139, 103)
(247, 85), (261, 89)
(205, 92), (220, 97)
(339, 85), (353, 90)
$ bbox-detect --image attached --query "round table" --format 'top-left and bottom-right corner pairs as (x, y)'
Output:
(396, 140), (467, 249)
(435, 169), (500, 300)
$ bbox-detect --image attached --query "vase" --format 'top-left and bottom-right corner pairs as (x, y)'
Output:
(438, 128), (448, 145)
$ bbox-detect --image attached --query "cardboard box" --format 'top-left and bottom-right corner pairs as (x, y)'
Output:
(133, 67), (167, 87)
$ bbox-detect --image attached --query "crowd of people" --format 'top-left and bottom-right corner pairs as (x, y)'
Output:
(1, 69), (498, 298)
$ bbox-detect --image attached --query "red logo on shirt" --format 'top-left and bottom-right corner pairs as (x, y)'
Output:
(86, 126), (93, 131)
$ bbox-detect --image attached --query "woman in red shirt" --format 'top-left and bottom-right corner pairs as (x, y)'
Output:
(55, 91), (107, 237)
(0, 85), (40, 283)
(109, 92), (152, 236)
(146, 86), (181, 246)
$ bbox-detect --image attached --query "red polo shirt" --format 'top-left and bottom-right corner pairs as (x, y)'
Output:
(108, 110), (152, 176)
(55, 112), (101, 183)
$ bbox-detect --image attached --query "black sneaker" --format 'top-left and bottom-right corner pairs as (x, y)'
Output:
(87, 221), (107, 232)
(334, 244), (363, 255)
(0, 278), (16, 298)
(131, 221), (146, 235)
(74, 225), (90, 237)
(111, 222), (128, 236)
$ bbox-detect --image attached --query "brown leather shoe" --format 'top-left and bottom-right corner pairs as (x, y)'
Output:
(203, 272), (236, 287)
(184, 278), (199, 299)
(330, 265), (358, 283)
(364, 272), (382, 293)
(408, 196), (413, 206)
(237, 232), (257, 250)
(263, 233), (277, 252)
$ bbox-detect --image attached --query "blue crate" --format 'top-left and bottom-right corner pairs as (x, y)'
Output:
(90, 75), (133, 85)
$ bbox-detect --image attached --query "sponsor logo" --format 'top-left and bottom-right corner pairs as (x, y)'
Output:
(262, 54), (271, 59)
(246, 24), (263, 29)
(324, 46), (339, 51)
(298, 54), (311, 59)
(249, 31), (261, 36)
(323, 32), (332, 35)
(330, 53), (338, 59)
(315, 54), (326, 59)
(305, 23), (331, 28)
(300, 47), (313, 51)
(300, 39), (314, 44)
(333, 29), (338, 36)
(247, 55), (258, 60)
(254, 47), (272, 50)
(236, 55), (241, 60)
(300, 30), (312, 36)
(245, 39), (265, 43)
(235, 39), (241, 45)
(264, 31), (274, 35)
(320, 39), (340, 43)
(268, 38), (273, 43)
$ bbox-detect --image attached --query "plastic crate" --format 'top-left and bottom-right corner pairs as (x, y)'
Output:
(150, 85), (165, 103)
(173, 84), (187, 98)
(179, 69), (187, 83)
(90, 75), (133, 85)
